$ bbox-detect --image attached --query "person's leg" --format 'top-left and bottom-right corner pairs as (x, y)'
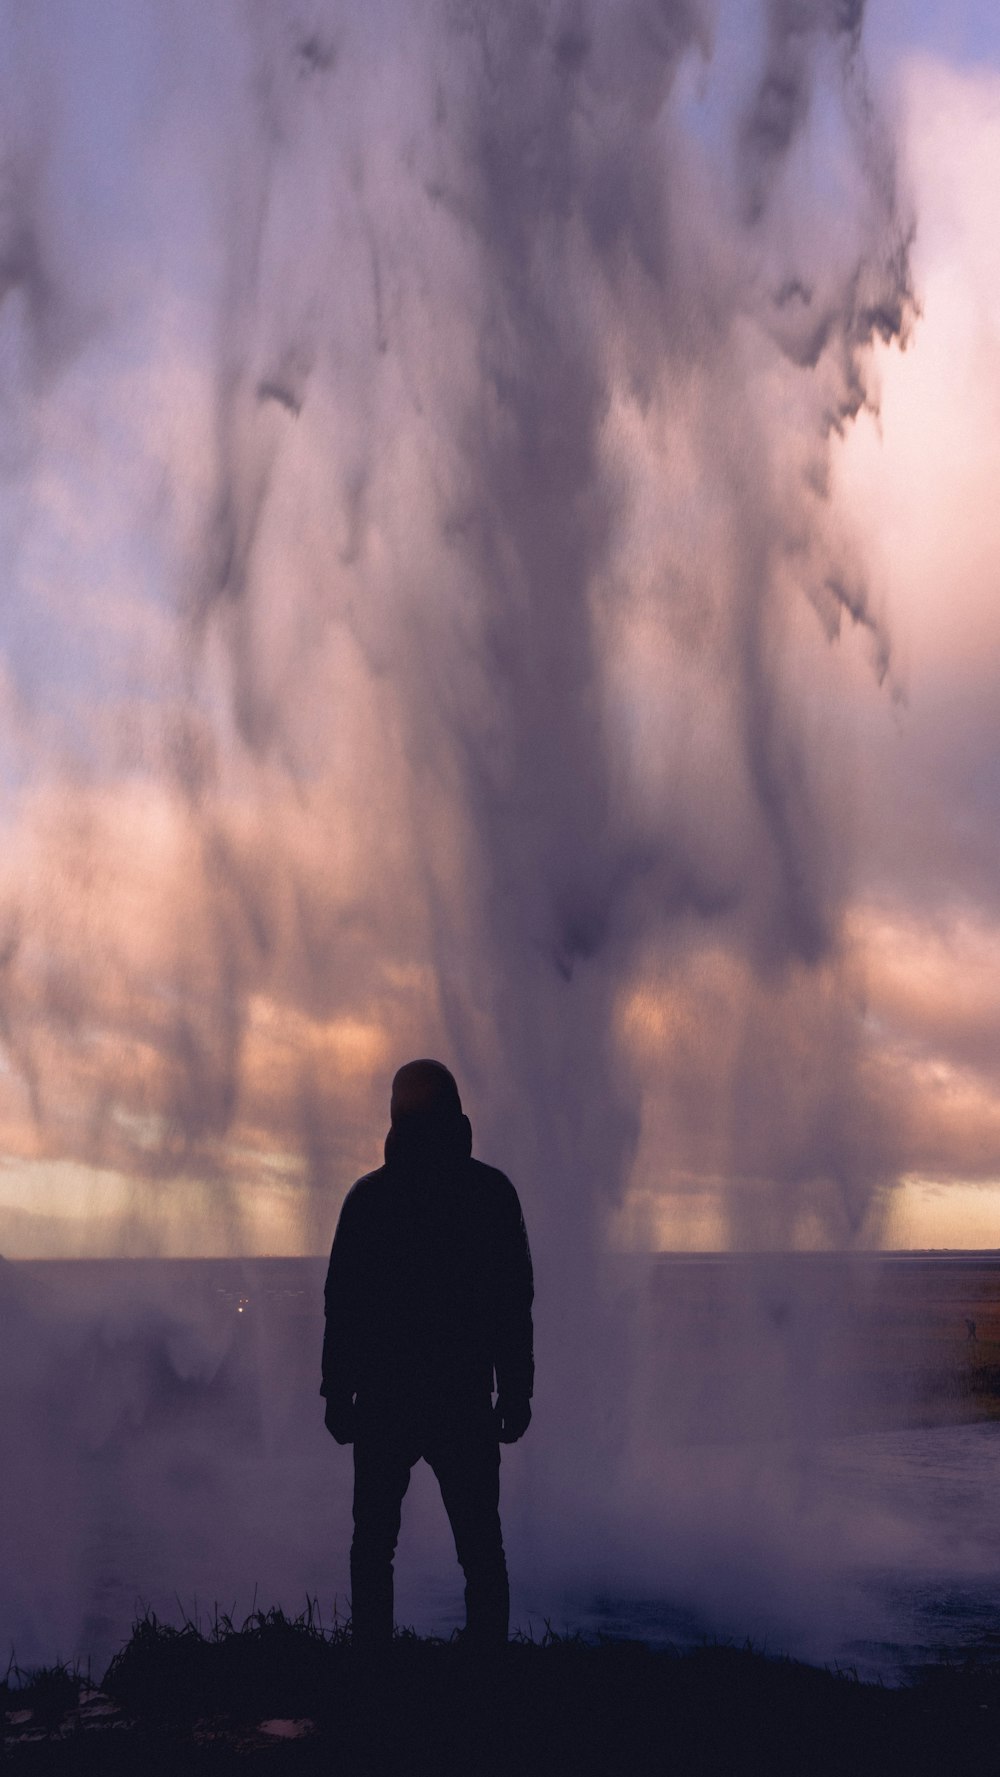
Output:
(428, 1425), (509, 1648)
(350, 1432), (415, 1649)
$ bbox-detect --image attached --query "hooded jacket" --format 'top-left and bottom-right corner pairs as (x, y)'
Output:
(321, 1115), (534, 1420)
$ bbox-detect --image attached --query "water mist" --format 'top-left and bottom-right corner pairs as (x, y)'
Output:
(0, 0), (919, 1669)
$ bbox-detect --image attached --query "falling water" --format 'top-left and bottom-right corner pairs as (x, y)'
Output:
(0, 0), (927, 1669)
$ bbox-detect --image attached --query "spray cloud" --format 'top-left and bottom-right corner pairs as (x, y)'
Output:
(0, 0), (917, 1665)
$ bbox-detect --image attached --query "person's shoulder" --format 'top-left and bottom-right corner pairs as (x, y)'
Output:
(469, 1156), (512, 1187)
(341, 1167), (388, 1211)
(469, 1158), (521, 1206)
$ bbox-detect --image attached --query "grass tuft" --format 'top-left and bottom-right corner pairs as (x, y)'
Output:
(7, 1610), (1000, 1774)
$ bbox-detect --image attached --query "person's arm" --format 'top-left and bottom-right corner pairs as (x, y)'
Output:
(494, 1182), (534, 1441)
(321, 1186), (363, 1442)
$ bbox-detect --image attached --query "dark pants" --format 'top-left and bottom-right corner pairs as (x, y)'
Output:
(350, 1414), (509, 1649)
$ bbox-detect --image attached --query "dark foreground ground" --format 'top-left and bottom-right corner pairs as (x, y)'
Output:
(6, 1612), (1000, 1777)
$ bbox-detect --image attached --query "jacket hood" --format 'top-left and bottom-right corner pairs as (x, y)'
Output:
(383, 1108), (473, 1177)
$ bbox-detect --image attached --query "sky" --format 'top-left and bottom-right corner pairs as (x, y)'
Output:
(0, 0), (999, 1255)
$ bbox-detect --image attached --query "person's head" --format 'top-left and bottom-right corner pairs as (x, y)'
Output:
(390, 1059), (462, 1127)
(385, 1059), (470, 1170)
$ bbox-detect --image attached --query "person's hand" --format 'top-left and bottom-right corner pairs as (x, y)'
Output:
(496, 1395), (531, 1443)
(324, 1396), (357, 1445)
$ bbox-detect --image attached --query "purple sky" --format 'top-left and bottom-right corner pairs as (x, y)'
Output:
(0, 0), (997, 1254)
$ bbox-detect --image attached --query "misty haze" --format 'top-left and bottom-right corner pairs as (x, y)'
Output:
(3, 0), (1000, 1733)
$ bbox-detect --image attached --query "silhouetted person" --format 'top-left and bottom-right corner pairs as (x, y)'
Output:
(966, 1318), (977, 1343)
(322, 1059), (533, 1650)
